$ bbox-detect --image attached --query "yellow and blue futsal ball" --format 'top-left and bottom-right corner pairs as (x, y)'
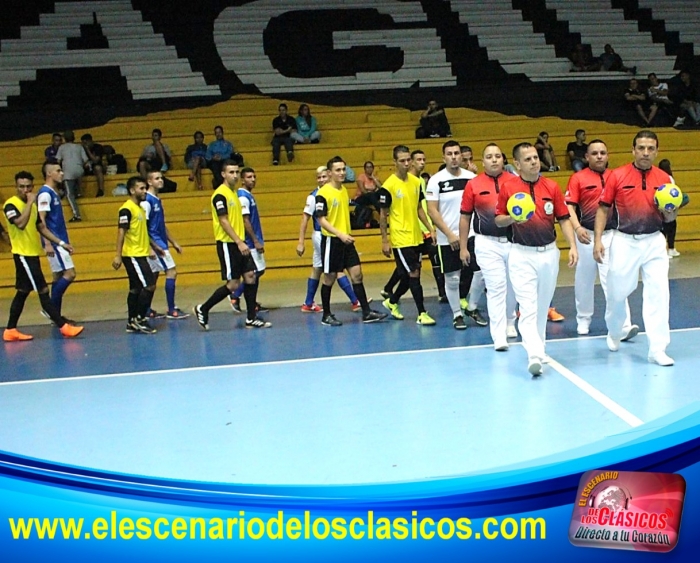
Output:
(507, 192), (536, 222)
(655, 183), (683, 212)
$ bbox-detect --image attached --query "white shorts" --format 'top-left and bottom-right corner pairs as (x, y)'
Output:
(311, 231), (322, 269)
(148, 249), (177, 273)
(47, 245), (75, 273)
(251, 248), (266, 273)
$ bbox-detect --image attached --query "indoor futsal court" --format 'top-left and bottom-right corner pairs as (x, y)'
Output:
(1, 277), (699, 486)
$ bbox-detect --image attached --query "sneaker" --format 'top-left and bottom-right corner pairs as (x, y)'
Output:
(245, 317), (272, 328)
(577, 323), (590, 335)
(301, 303), (322, 313)
(131, 317), (156, 335)
(362, 310), (387, 323)
(494, 342), (509, 352)
(547, 307), (565, 322)
(380, 289), (391, 299)
(272, 160), (279, 166)
(606, 335), (620, 352)
(148, 309), (166, 319)
(673, 117), (686, 128)
(96, 190), (104, 198)
(166, 308), (190, 320)
(230, 298), (243, 313)
(382, 298), (404, 320)
(621, 324), (639, 342)
(321, 314), (342, 327)
(126, 322), (138, 333)
(528, 360), (543, 376)
(416, 312), (436, 326)
(255, 303), (269, 313)
(506, 325), (518, 338)
(459, 298), (468, 310)
(3, 328), (33, 341)
(453, 315), (467, 330)
(193, 305), (209, 331)
(59, 324), (84, 338)
(648, 352), (674, 366)
(68, 216), (82, 223)
(287, 151), (295, 162)
(438, 295), (449, 304)
(668, 248), (680, 257)
(466, 308), (488, 326)
(351, 300), (362, 312)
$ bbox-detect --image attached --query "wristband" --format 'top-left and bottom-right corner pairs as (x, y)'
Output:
(58, 240), (65, 247)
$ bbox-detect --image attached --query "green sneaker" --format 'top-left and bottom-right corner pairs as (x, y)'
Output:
(416, 312), (436, 326)
(382, 298), (404, 320)
(460, 298), (468, 310)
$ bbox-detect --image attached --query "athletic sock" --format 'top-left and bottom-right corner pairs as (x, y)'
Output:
(305, 277), (320, 306)
(352, 283), (370, 315)
(434, 270), (445, 297)
(202, 285), (231, 313)
(408, 277), (425, 314)
(137, 288), (155, 319)
(243, 283), (257, 321)
(384, 268), (401, 295)
(7, 291), (29, 329)
(337, 276), (357, 303)
(459, 267), (473, 300)
(165, 278), (176, 311)
(445, 272), (461, 317)
(127, 290), (139, 320)
(321, 284), (332, 317)
(38, 292), (64, 327)
(50, 277), (71, 314)
(390, 276), (410, 304)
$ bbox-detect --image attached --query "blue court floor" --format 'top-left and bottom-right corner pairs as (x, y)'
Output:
(0, 279), (699, 485)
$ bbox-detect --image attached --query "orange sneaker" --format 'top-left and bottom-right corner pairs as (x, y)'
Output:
(547, 307), (565, 322)
(3, 328), (33, 341)
(59, 324), (84, 338)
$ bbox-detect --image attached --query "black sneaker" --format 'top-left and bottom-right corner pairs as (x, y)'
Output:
(148, 309), (166, 319)
(380, 289), (391, 299)
(229, 298), (243, 314)
(69, 216), (82, 223)
(362, 310), (387, 323)
(255, 303), (270, 313)
(245, 317), (272, 328)
(321, 314), (342, 327)
(133, 316), (157, 334)
(126, 320), (138, 333)
(438, 295), (449, 304)
(193, 304), (209, 331)
(466, 308), (488, 326)
(453, 315), (467, 330)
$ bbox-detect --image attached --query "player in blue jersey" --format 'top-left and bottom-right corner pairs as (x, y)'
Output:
(229, 168), (269, 314)
(296, 165), (362, 312)
(142, 171), (189, 319)
(36, 160), (76, 318)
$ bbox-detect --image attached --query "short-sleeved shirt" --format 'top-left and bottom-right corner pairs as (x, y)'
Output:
(141, 191), (168, 249)
(304, 188), (321, 232)
(315, 184), (351, 237)
(425, 167), (477, 245)
(496, 175), (570, 247)
(565, 168), (613, 231)
(142, 143), (172, 161)
(37, 185), (69, 247)
(118, 199), (150, 257)
(272, 116), (297, 137)
(4, 196), (43, 256)
(56, 143), (88, 180)
(567, 142), (588, 161)
(45, 145), (59, 160)
(460, 172), (513, 238)
(211, 184), (245, 243)
(599, 163), (671, 235)
(377, 173), (423, 248)
(238, 187), (264, 248)
(185, 142), (208, 163)
(205, 139), (233, 161)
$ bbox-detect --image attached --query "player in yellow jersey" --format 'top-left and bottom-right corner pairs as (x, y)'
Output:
(378, 146), (436, 325)
(112, 176), (158, 334)
(3, 171), (83, 341)
(194, 160), (271, 330)
(315, 156), (387, 326)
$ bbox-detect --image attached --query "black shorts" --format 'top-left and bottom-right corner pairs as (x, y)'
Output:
(320, 235), (361, 274)
(14, 254), (48, 292)
(437, 244), (462, 274)
(467, 236), (480, 272)
(217, 241), (256, 281)
(393, 246), (422, 275)
(123, 256), (156, 290)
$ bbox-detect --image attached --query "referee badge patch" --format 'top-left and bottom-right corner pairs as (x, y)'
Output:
(544, 201), (554, 215)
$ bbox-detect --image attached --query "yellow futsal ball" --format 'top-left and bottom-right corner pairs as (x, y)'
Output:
(655, 184), (683, 212)
(507, 192), (536, 222)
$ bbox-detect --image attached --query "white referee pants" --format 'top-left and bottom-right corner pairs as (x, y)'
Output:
(475, 234), (516, 347)
(605, 231), (670, 355)
(509, 243), (560, 363)
(575, 229), (632, 330)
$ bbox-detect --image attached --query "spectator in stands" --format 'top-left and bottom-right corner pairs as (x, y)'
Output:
(185, 131), (208, 191)
(45, 133), (63, 160)
(599, 44), (636, 74)
(271, 103), (296, 165)
(671, 70), (700, 128)
(416, 99), (452, 138)
(354, 161), (382, 227)
(502, 153), (517, 175)
(461, 145), (478, 173)
(206, 126), (240, 189)
(625, 78), (656, 125)
(55, 131), (87, 222)
(291, 104), (321, 144)
(566, 129), (588, 172)
(647, 73), (672, 107)
(658, 159), (689, 258)
(534, 132), (560, 171)
(137, 129), (172, 179)
(570, 44), (600, 72)
(81, 134), (105, 197)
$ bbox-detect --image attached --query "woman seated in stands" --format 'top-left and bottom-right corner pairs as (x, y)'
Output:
(534, 132), (560, 172)
(352, 161), (382, 227)
(291, 104), (321, 144)
(185, 131), (207, 190)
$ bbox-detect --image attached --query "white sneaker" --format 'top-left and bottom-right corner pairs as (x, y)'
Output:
(621, 324), (639, 342)
(494, 342), (509, 352)
(528, 360), (543, 376)
(648, 352), (674, 366)
(668, 248), (680, 257)
(577, 324), (590, 335)
(607, 335), (620, 352)
(506, 325), (518, 338)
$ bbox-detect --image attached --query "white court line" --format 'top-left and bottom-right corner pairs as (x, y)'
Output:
(1, 327), (697, 389)
(547, 358), (644, 427)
